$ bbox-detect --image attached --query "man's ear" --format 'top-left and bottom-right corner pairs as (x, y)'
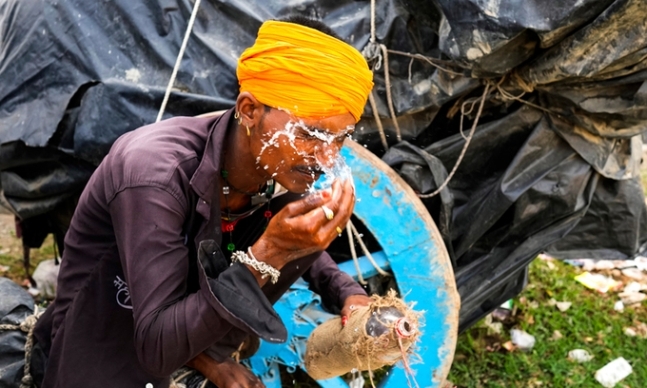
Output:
(236, 92), (266, 128)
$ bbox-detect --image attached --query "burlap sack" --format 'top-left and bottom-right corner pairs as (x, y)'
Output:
(305, 291), (420, 380)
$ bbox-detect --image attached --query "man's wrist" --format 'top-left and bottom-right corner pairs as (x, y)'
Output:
(250, 239), (285, 270)
(186, 352), (220, 372)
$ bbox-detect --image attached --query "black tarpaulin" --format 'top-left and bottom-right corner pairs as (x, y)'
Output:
(0, 277), (35, 386)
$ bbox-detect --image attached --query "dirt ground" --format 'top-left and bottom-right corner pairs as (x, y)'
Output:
(0, 211), (25, 282)
(0, 212), (20, 259)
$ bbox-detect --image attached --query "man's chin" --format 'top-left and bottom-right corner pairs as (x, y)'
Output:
(280, 181), (310, 194)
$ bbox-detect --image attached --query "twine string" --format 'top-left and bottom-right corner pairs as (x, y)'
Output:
(156, 0), (203, 123)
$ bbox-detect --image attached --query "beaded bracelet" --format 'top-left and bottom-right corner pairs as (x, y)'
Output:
(231, 247), (280, 284)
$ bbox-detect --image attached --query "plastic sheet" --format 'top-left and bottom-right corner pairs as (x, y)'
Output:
(379, 0), (647, 329)
(0, 277), (35, 387)
(0, 0), (419, 217)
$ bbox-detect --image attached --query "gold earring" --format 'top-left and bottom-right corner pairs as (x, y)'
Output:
(234, 111), (243, 125)
(246, 125), (251, 136)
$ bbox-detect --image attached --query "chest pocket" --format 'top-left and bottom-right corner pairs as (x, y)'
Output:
(182, 192), (229, 292)
(197, 239), (230, 278)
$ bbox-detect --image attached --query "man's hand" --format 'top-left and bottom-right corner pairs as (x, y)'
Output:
(251, 179), (355, 278)
(340, 294), (372, 327)
(186, 353), (264, 388)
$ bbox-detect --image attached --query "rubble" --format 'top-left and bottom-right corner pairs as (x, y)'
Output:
(574, 272), (622, 293)
(594, 358), (633, 388)
(567, 349), (594, 363)
(618, 292), (646, 306)
(548, 299), (572, 312)
(550, 330), (563, 341)
(510, 329), (535, 352)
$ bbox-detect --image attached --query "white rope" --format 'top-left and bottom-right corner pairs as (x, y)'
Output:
(368, 91), (389, 150)
(387, 49), (465, 77)
(379, 43), (402, 142)
(418, 83), (491, 199)
(347, 223), (367, 285)
(156, 0), (203, 123)
(363, 0), (390, 150)
(362, 1), (401, 147)
(349, 221), (391, 277)
(0, 306), (42, 388)
(407, 57), (415, 84)
(172, 370), (193, 384)
(354, 1), (397, 279)
(369, 0), (376, 43)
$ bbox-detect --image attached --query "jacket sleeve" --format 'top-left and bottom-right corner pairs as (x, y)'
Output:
(109, 186), (271, 377)
(302, 251), (367, 309)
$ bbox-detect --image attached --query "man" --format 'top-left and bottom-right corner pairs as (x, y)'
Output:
(33, 15), (375, 388)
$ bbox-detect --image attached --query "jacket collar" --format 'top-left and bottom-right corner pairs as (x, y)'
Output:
(189, 108), (234, 202)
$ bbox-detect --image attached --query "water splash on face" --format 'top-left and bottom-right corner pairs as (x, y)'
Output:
(257, 119), (307, 167)
(258, 127), (297, 158)
(308, 155), (353, 193)
(258, 118), (353, 159)
(255, 116), (354, 187)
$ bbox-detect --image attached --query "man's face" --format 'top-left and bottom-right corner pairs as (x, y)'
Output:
(250, 108), (355, 193)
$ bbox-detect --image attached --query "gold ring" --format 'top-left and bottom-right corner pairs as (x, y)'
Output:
(321, 205), (334, 221)
(336, 226), (343, 234)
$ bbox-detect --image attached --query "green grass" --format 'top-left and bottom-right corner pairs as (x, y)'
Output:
(448, 259), (647, 388)
(0, 233), (57, 283)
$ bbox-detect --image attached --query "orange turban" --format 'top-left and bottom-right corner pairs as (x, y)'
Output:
(237, 20), (374, 122)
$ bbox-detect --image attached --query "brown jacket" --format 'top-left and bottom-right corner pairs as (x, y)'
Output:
(34, 110), (365, 387)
